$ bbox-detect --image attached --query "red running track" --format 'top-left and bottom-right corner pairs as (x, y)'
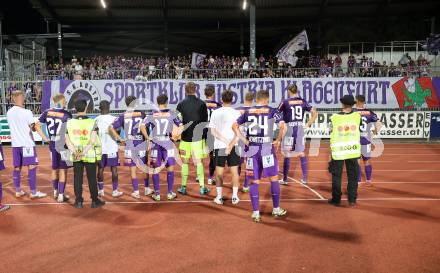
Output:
(0, 143), (439, 273)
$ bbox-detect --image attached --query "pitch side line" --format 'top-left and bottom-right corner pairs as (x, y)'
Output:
(279, 172), (325, 200)
(6, 198), (323, 207)
(6, 197), (440, 207)
(5, 180), (440, 190)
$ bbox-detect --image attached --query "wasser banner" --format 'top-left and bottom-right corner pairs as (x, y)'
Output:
(42, 77), (440, 111)
(303, 111), (431, 139)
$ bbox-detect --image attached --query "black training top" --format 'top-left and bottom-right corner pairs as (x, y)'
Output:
(177, 95), (208, 142)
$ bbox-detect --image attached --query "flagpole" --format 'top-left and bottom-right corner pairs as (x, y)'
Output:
(249, 1), (256, 68)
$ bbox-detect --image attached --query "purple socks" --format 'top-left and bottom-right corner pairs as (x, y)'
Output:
(58, 182), (66, 195)
(28, 168), (37, 194)
(300, 156), (308, 181)
(283, 158), (291, 181)
(153, 174), (160, 195)
(249, 183), (259, 212)
(52, 179), (59, 191)
(98, 182), (104, 191)
(13, 170), (21, 192)
(132, 178), (139, 191)
(365, 165), (372, 182)
(244, 175), (249, 188)
(270, 181), (280, 208)
(167, 171), (174, 193)
(358, 164), (373, 182)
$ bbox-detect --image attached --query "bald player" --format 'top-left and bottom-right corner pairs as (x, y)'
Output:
(7, 90), (48, 199)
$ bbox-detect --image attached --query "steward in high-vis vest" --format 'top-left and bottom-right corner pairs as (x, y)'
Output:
(328, 95), (361, 207)
(65, 99), (105, 209)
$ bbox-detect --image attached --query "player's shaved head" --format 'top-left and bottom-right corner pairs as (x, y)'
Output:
(288, 84), (298, 94)
(12, 90), (24, 99)
(125, 95), (137, 107)
(99, 100), (110, 114)
(157, 94), (168, 105)
(185, 82), (196, 95)
(204, 85), (215, 98)
(12, 90), (25, 106)
(244, 92), (255, 103)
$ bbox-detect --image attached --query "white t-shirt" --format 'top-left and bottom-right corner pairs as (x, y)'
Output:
(7, 106), (36, 147)
(95, 114), (119, 155)
(208, 107), (241, 149)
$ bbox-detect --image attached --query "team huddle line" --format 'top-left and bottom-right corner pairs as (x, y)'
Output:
(0, 82), (382, 222)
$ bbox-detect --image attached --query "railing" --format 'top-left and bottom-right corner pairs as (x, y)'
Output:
(38, 65), (439, 81)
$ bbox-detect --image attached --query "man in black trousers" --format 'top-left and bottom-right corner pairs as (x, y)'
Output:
(65, 100), (105, 209)
(328, 95), (362, 207)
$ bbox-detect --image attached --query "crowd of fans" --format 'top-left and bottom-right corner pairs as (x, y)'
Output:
(43, 53), (433, 80)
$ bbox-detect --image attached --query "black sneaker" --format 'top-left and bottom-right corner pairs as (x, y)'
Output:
(327, 199), (341, 207)
(91, 199), (106, 208)
(74, 201), (84, 209)
(349, 201), (357, 207)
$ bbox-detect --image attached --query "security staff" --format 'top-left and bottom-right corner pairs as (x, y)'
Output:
(328, 95), (361, 207)
(65, 100), (105, 209)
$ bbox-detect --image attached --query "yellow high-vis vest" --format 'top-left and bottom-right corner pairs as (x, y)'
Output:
(66, 118), (102, 163)
(330, 112), (361, 160)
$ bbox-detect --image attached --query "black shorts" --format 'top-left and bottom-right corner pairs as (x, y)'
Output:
(214, 148), (240, 167)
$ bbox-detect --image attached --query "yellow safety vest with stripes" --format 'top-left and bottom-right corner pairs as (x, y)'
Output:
(66, 118), (102, 163)
(330, 112), (361, 160)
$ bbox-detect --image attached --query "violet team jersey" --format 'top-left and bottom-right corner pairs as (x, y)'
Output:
(38, 108), (72, 150)
(144, 109), (182, 143)
(204, 99), (222, 143)
(277, 96), (312, 137)
(354, 108), (379, 145)
(205, 100), (222, 121)
(236, 105), (282, 146)
(235, 105), (252, 137)
(112, 110), (147, 146)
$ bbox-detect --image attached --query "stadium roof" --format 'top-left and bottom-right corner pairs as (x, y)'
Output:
(2, 0), (440, 57)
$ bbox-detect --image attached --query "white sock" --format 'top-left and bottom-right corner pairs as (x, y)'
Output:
(232, 187), (239, 198)
(216, 187), (222, 198)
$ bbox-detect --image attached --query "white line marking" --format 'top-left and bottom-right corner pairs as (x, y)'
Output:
(308, 160), (394, 163)
(6, 197), (440, 207)
(407, 161), (440, 163)
(6, 198), (322, 206)
(280, 172), (325, 200)
(302, 181), (440, 184)
(303, 170), (440, 172)
(5, 180), (440, 190)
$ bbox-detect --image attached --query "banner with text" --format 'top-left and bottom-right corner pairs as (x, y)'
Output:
(303, 111), (431, 139)
(41, 77), (440, 111)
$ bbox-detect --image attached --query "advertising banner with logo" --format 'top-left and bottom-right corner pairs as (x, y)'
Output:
(0, 117), (43, 143)
(41, 77), (440, 112)
(303, 111), (431, 139)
